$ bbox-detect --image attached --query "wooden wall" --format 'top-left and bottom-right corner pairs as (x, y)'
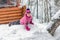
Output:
(0, 6), (26, 24)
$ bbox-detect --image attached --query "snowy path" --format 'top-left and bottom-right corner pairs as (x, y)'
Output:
(0, 23), (56, 40)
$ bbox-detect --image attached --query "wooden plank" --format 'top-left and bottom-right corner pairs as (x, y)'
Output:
(0, 13), (22, 18)
(0, 15), (22, 19)
(0, 16), (22, 21)
(0, 12), (22, 15)
(0, 19), (20, 24)
(0, 10), (22, 15)
(0, 16), (22, 24)
(0, 7), (22, 12)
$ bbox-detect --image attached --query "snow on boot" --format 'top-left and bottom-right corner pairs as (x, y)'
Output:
(25, 26), (30, 31)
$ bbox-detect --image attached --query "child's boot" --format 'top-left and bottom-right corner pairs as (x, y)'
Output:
(25, 25), (30, 31)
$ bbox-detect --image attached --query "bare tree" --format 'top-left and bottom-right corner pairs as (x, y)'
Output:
(47, 19), (60, 36)
(36, 0), (38, 19)
(42, 0), (52, 23)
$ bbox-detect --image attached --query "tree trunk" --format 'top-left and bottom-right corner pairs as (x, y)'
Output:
(47, 19), (60, 36)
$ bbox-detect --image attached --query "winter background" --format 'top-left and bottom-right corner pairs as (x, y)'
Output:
(0, 0), (60, 40)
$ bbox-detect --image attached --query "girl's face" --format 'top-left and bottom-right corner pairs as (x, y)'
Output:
(27, 13), (31, 17)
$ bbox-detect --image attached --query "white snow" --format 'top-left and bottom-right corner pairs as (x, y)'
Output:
(51, 10), (60, 20)
(0, 18), (56, 40)
(54, 26), (60, 40)
(0, 0), (60, 40)
(0, 12), (60, 40)
(0, 10), (60, 40)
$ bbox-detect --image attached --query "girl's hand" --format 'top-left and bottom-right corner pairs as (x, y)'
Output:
(30, 21), (34, 25)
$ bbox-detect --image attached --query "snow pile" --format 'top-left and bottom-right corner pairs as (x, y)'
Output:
(46, 21), (54, 29)
(51, 10), (60, 20)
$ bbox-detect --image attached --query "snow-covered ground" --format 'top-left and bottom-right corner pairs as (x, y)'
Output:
(0, 24), (55, 40)
(0, 10), (60, 40)
(0, 3), (60, 40)
(0, 18), (56, 40)
(0, 0), (60, 40)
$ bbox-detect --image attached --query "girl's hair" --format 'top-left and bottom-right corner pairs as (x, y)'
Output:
(27, 8), (30, 10)
(26, 8), (31, 13)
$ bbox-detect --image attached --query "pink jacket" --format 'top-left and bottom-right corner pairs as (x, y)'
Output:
(20, 13), (32, 25)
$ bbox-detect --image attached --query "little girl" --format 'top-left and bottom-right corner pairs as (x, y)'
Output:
(20, 8), (34, 31)
(9, 8), (34, 31)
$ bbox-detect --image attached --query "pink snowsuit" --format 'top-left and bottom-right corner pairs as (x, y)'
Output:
(20, 12), (33, 31)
